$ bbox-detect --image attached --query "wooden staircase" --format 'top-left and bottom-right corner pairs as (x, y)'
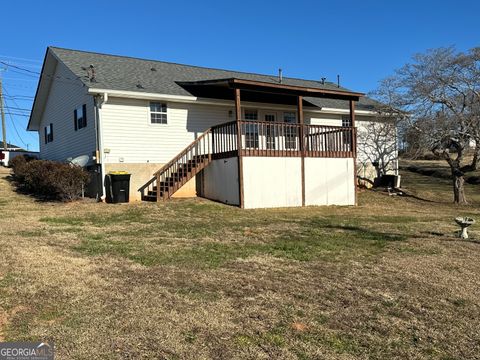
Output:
(139, 129), (214, 201)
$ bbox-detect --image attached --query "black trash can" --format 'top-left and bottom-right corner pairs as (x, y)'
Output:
(106, 172), (131, 203)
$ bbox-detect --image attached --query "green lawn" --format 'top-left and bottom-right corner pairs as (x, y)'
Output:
(0, 166), (479, 359)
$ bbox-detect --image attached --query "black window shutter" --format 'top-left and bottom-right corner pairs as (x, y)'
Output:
(50, 123), (53, 142)
(44, 126), (48, 144)
(82, 104), (87, 128)
(74, 109), (78, 131)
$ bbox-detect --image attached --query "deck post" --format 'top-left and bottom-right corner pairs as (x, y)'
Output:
(349, 99), (357, 205)
(298, 95), (305, 207)
(235, 88), (244, 208)
(156, 173), (161, 202)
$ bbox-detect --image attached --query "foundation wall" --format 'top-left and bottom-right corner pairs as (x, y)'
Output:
(104, 163), (196, 201)
(304, 157), (355, 206)
(201, 157), (239, 205)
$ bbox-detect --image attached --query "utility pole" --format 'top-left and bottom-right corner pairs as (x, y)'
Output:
(0, 76), (7, 151)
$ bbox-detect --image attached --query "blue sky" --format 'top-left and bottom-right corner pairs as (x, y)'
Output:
(1, 0), (478, 151)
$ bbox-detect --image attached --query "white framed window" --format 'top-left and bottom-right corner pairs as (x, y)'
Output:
(283, 112), (297, 149)
(74, 104), (87, 130)
(244, 109), (258, 148)
(341, 115), (352, 148)
(150, 102), (168, 124)
(342, 115), (352, 127)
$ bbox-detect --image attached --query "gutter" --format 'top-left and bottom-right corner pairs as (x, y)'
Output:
(87, 88), (379, 116)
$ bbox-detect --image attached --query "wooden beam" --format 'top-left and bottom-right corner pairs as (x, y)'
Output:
(298, 95), (305, 207)
(349, 99), (357, 206)
(235, 88), (244, 208)
(231, 78), (363, 100)
(349, 99), (356, 127)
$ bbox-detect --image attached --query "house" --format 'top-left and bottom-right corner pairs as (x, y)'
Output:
(27, 47), (398, 208)
(0, 143), (38, 166)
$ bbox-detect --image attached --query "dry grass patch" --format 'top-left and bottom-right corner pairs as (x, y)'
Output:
(0, 166), (480, 359)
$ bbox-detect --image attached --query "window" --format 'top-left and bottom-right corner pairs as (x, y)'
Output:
(342, 115), (352, 127)
(150, 102), (167, 124)
(264, 113), (276, 150)
(283, 112), (297, 150)
(341, 115), (352, 150)
(244, 109), (258, 121)
(244, 109), (258, 148)
(44, 123), (53, 144)
(74, 104), (87, 130)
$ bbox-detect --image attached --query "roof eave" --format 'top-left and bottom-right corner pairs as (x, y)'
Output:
(177, 78), (364, 101)
(27, 48), (55, 131)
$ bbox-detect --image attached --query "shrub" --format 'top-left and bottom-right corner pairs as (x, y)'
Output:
(52, 164), (91, 201)
(11, 159), (90, 201)
(9, 155), (28, 181)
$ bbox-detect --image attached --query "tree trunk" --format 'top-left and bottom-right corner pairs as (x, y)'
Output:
(453, 174), (467, 205)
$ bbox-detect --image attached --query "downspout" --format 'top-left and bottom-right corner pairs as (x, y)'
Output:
(93, 92), (108, 201)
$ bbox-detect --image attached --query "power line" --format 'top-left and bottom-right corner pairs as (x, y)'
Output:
(0, 60), (84, 85)
(2, 76), (38, 82)
(4, 93), (34, 98)
(3, 83), (36, 90)
(1, 57), (138, 91)
(3, 65), (86, 89)
(0, 55), (42, 64)
(6, 110), (28, 146)
(0, 61), (41, 71)
(3, 87), (29, 110)
(4, 96), (34, 100)
(0, 60), (40, 75)
(2, 88), (36, 141)
(5, 106), (31, 112)
(4, 112), (30, 117)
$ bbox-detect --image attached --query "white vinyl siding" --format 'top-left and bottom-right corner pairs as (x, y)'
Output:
(38, 61), (96, 161)
(99, 98), (385, 165)
(100, 98), (231, 164)
(306, 112), (343, 126)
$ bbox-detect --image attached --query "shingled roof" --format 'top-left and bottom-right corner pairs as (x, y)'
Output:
(49, 46), (379, 111)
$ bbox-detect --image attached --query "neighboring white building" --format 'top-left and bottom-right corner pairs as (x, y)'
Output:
(28, 47), (397, 208)
(0, 143), (38, 167)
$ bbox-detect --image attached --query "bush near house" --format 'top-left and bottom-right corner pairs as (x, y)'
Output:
(10, 156), (90, 201)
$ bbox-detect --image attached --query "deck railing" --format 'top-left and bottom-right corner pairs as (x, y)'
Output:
(211, 121), (238, 159)
(139, 130), (212, 200)
(139, 120), (356, 200)
(210, 120), (356, 158)
(305, 125), (356, 158)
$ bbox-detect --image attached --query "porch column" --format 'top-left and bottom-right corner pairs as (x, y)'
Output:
(349, 99), (356, 127)
(298, 95), (305, 207)
(349, 99), (357, 205)
(235, 88), (244, 208)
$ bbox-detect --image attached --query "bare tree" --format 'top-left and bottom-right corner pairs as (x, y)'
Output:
(357, 118), (398, 185)
(374, 47), (480, 204)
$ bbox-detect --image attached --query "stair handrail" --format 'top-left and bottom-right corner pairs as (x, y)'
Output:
(138, 128), (213, 193)
(153, 129), (212, 177)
